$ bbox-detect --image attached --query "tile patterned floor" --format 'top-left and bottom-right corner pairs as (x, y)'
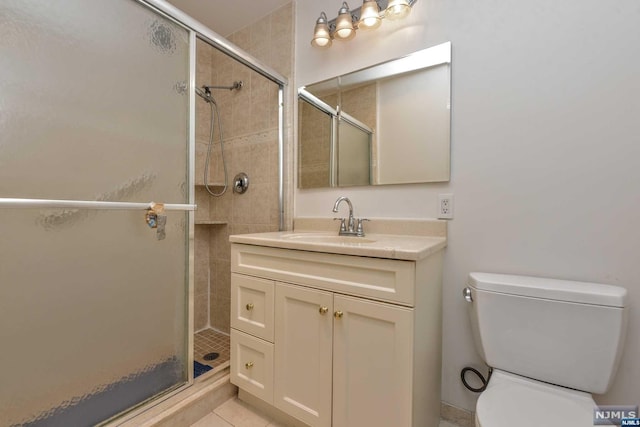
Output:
(190, 397), (463, 427)
(194, 328), (230, 371)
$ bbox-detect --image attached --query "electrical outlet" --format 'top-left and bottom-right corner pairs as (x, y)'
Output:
(438, 194), (454, 219)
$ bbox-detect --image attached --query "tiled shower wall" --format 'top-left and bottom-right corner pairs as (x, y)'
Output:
(193, 3), (294, 332)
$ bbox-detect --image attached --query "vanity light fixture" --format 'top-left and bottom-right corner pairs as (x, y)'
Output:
(385, 0), (411, 19)
(311, 0), (418, 48)
(311, 12), (332, 48)
(358, 0), (382, 30)
(334, 2), (356, 40)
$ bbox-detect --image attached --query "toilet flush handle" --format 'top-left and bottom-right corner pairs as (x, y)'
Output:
(463, 287), (473, 303)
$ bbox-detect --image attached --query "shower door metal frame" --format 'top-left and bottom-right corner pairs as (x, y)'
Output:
(99, 3), (198, 424)
(0, 0), (198, 424)
(101, 0), (288, 424)
(0, 1), (288, 421)
(145, 0), (289, 231)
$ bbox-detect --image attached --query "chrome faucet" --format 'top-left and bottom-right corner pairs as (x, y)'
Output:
(332, 196), (368, 237)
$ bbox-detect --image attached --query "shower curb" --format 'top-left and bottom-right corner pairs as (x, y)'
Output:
(115, 369), (236, 427)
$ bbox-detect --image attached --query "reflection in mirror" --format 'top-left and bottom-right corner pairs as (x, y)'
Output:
(338, 114), (372, 186)
(297, 41), (451, 188)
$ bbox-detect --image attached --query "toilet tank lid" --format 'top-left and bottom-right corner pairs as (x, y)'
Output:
(468, 272), (627, 307)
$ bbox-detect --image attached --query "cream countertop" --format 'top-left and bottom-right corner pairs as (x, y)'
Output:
(229, 218), (447, 261)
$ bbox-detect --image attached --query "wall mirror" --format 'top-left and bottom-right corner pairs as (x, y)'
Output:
(298, 41), (451, 188)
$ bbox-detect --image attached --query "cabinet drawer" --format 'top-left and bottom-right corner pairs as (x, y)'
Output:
(230, 329), (274, 404)
(231, 273), (274, 341)
(231, 244), (416, 306)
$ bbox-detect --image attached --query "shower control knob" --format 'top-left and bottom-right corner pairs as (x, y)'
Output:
(233, 172), (249, 194)
(463, 287), (473, 303)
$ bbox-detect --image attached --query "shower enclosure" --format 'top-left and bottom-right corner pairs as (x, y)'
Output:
(0, 0), (286, 425)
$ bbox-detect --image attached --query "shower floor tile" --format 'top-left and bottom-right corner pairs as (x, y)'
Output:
(194, 328), (230, 372)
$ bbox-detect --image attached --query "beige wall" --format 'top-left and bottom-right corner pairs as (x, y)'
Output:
(193, 4), (294, 333)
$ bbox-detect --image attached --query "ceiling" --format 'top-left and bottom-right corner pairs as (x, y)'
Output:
(167, 0), (291, 37)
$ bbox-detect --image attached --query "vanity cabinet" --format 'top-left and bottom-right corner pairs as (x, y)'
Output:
(230, 242), (443, 427)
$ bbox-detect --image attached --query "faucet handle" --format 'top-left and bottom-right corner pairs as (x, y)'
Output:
(356, 218), (370, 236)
(333, 217), (347, 233)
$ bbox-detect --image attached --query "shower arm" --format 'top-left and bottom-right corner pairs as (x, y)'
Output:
(202, 81), (243, 92)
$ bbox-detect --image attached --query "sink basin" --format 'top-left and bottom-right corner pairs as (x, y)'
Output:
(281, 233), (376, 244)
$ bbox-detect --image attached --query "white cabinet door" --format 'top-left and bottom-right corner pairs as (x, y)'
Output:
(274, 283), (333, 427)
(332, 294), (414, 427)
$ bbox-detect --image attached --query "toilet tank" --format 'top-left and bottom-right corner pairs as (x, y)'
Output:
(467, 272), (628, 394)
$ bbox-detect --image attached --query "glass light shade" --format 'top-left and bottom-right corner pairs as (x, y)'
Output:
(334, 2), (356, 40)
(385, 0), (411, 20)
(311, 12), (332, 48)
(358, 0), (381, 30)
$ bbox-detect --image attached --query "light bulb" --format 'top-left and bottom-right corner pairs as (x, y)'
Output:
(311, 12), (332, 48)
(358, 0), (381, 30)
(334, 2), (356, 40)
(385, 0), (411, 20)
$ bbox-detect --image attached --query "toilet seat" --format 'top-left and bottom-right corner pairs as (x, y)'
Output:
(475, 370), (595, 427)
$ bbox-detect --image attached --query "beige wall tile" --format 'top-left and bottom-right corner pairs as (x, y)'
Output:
(270, 4), (293, 41)
(194, 259), (209, 297)
(194, 293), (209, 331)
(207, 146), (229, 186)
(249, 16), (271, 56)
(250, 183), (272, 225)
(231, 143), (252, 180)
(195, 227), (210, 261)
(232, 190), (252, 225)
(210, 260), (231, 332)
(194, 2), (294, 336)
(195, 187), (211, 222)
(232, 94), (252, 137)
(250, 143), (270, 183)
(230, 27), (250, 51)
(213, 191), (232, 222)
(232, 224), (273, 235)
(210, 226), (231, 262)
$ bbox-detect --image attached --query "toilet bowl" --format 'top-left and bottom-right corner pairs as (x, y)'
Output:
(475, 370), (594, 427)
(465, 272), (628, 427)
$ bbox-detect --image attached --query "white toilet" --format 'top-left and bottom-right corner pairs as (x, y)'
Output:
(465, 272), (628, 427)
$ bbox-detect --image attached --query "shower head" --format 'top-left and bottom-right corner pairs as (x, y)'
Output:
(195, 86), (217, 104)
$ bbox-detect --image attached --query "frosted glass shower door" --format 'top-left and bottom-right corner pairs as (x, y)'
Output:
(0, 1), (192, 426)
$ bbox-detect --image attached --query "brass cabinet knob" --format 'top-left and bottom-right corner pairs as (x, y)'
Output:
(319, 306), (329, 314)
(246, 303), (254, 311)
(245, 361), (254, 369)
(334, 310), (344, 318)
